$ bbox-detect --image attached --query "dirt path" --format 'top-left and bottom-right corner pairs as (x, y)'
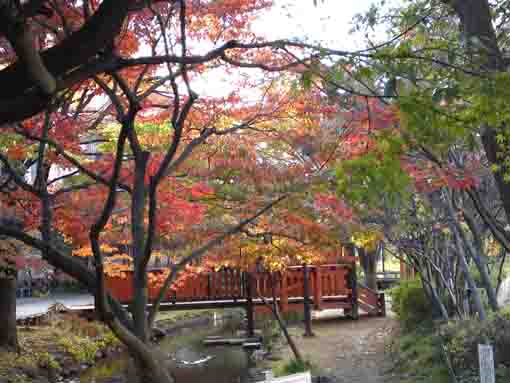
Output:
(276, 315), (397, 383)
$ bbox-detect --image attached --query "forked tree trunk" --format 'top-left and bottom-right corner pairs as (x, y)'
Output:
(0, 277), (17, 350)
(106, 317), (174, 383)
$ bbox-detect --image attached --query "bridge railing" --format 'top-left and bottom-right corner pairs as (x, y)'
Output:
(103, 263), (390, 317)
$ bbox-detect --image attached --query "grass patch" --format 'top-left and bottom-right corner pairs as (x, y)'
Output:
(155, 308), (243, 324)
(273, 358), (316, 377)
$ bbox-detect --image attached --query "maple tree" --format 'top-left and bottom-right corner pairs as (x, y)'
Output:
(0, 0), (384, 379)
(2, 0), (508, 378)
(0, 1), (318, 380)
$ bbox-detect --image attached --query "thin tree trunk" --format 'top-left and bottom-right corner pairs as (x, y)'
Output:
(132, 151), (150, 343)
(0, 277), (17, 350)
(271, 298), (303, 364)
(359, 247), (378, 290)
(459, 228), (498, 311)
(449, 225), (487, 320)
(421, 268), (449, 320)
(365, 250), (378, 290)
(260, 274), (304, 364)
(462, 210), (499, 311)
(443, 190), (487, 319)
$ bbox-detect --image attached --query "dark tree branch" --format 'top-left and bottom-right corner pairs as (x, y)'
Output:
(147, 194), (287, 326)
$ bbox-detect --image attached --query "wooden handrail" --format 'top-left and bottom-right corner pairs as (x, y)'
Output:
(357, 282), (379, 294)
(103, 262), (391, 318)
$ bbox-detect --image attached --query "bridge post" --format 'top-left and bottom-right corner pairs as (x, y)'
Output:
(313, 266), (322, 310)
(348, 264), (359, 320)
(303, 264), (314, 337)
(280, 272), (289, 312)
(400, 259), (406, 280)
(245, 273), (255, 337)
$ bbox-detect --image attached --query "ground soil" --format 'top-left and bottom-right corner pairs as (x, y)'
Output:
(273, 314), (399, 383)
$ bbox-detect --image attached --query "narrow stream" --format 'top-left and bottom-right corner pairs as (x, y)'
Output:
(79, 313), (253, 383)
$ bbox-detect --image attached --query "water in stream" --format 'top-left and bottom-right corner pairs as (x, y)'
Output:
(79, 314), (253, 383)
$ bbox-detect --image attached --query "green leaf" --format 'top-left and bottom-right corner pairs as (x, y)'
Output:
(334, 69), (344, 82)
(302, 71), (313, 90)
(357, 67), (373, 81)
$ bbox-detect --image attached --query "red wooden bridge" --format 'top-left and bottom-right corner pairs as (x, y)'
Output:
(105, 261), (385, 334)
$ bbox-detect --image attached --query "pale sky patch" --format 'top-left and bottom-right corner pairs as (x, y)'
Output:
(194, 0), (384, 98)
(252, 0), (378, 49)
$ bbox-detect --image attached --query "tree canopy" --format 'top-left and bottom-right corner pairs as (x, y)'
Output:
(2, 0), (510, 381)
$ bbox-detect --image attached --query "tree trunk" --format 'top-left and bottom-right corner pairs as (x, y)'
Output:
(421, 267), (449, 320)
(462, 210), (499, 311)
(0, 277), (17, 350)
(131, 151), (150, 343)
(448, 1), (510, 223)
(132, 355), (174, 383)
(360, 248), (378, 290)
(106, 315), (174, 383)
(456, 243), (486, 320)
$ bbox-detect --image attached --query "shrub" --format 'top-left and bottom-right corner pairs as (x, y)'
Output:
(390, 278), (432, 331)
(37, 352), (60, 371)
(100, 330), (121, 348)
(58, 335), (100, 363)
(389, 328), (450, 383)
(440, 308), (510, 373)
